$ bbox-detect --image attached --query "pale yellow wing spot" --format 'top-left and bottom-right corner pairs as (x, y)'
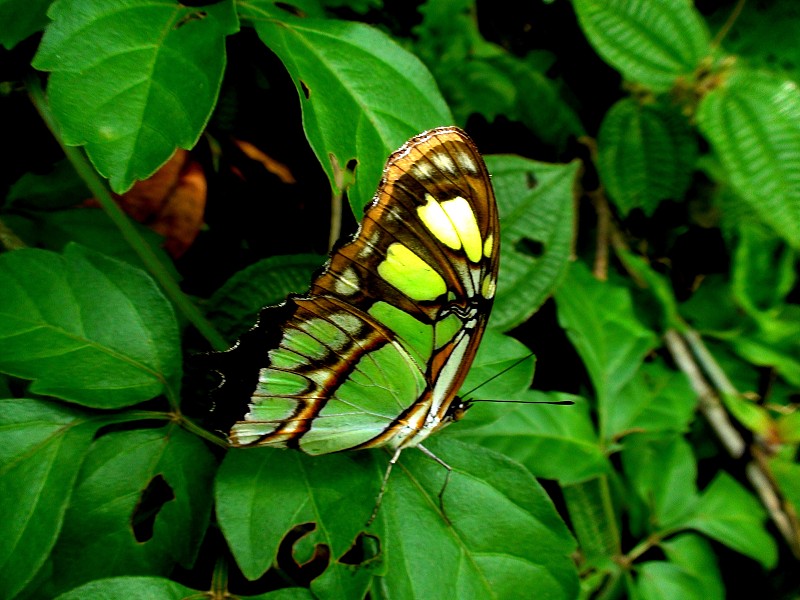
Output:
(417, 194), (462, 251)
(441, 197), (482, 263)
(481, 273), (497, 299)
(483, 233), (494, 259)
(378, 243), (447, 301)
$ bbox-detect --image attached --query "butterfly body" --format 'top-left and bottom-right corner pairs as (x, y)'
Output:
(224, 127), (499, 462)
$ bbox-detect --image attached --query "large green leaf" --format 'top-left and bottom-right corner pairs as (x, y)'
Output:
(242, 4), (452, 215)
(32, 0), (238, 192)
(598, 99), (697, 216)
(215, 447), (379, 598)
(54, 576), (197, 600)
(697, 68), (800, 248)
(43, 426), (216, 597)
(731, 224), (796, 316)
(375, 439), (578, 600)
(452, 393), (609, 484)
(554, 262), (658, 434)
(217, 439), (578, 599)
(621, 435), (698, 529)
(682, 473), (777, 568)
(572, 0), (711, 90)
(604, 360), (696, 440)
(659, 534), (724, 600)
(0, 400), (99, 599)
(206, 253), (324, 343)
(486, 155), (578, 331)
(54, 577), (315, 600)
(0, 244), (180, 408)
(634, 561), (709, 600)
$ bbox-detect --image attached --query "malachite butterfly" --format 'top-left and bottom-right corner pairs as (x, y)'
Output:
(216, 126), (499, 516)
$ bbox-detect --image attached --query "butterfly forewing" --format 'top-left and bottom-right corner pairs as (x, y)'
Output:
(228, 127), (499, 454)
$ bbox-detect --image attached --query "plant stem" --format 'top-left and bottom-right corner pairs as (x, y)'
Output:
(26, 73), (229, 352)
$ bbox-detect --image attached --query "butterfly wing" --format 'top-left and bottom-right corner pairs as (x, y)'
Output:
(226, 127), (499, 452)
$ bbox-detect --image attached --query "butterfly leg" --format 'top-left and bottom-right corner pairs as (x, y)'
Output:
(366, 446), (404, 527)
(417, 444), (453, 524)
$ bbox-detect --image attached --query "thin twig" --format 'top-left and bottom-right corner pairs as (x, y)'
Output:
(711, 0), (746, 49)
(664, 329), (745, 458)
(665, 328), (800, 558)
(25, 73), (229, 354)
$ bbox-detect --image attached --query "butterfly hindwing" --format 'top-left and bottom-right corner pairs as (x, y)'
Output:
(227, 127), (499, 454)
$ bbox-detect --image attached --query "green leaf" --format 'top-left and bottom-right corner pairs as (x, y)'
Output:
(217, 439), (578, 599)
(731, 224), (796, 315)
(206, 254), (324, 343)
(0, 245), (180, 408)
(634, 561), (709, 600)
(0, 400), (99, 599)
(5, 159), (87, 210)
(769, 447), (800, 521)
(32, 0), (238, 193)
(696, 68), (800, 249)
(598, 99), (697, 216)
(705, 2), (800, 84)
(242, 6), (452, 214)
(621, 435), (698, 529)
(660, 534), (724, 600)
(486, 155), (579, 331)
(481, 54), (585, 147)
(572, 0), (711, 90)
(0, 0), (50, 49)
(562, 476), (620, 563)
(54, 576), (196, 600)
(617, 250), (682, 332)
(776, 412), (800, 444)
(376, 439), (578, 600)
(683, 472), (777, 568)
(452, 393), (610, 484)
(605, 360), (696, 440)
(45, 426), (216, 596)
(726, 308), (800, 387)
(216, 447), (379, 594)
(554, 262), (658, 422)
(412, 1), (583, 148)
(16, 209), (176, 278)
(718, 392), (773, 438)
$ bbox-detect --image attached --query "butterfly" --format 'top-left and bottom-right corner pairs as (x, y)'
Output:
(216, 126), (499, 520)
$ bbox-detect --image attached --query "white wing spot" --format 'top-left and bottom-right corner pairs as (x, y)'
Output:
(334, 267), (359, 296)
(412, 161), (435, 180)
(431, 152), (457, 174)
(456, 151), (478, 174)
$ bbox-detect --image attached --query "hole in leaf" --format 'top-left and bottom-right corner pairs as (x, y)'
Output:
(346, 158), (358, 173)
(515, 237), (545, 258)
(339, 532), (381, 567)
(276, 523), (330, 585)
(300, 80), (311, 99)
(525, 171), (538, 189)
(132, 474), (175, 542)
(275, 2), (306, 17)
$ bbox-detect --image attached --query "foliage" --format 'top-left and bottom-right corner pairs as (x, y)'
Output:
(1, 0), (798, 599)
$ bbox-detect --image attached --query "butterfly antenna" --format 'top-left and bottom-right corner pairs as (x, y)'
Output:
(460, 352), (535, 400)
